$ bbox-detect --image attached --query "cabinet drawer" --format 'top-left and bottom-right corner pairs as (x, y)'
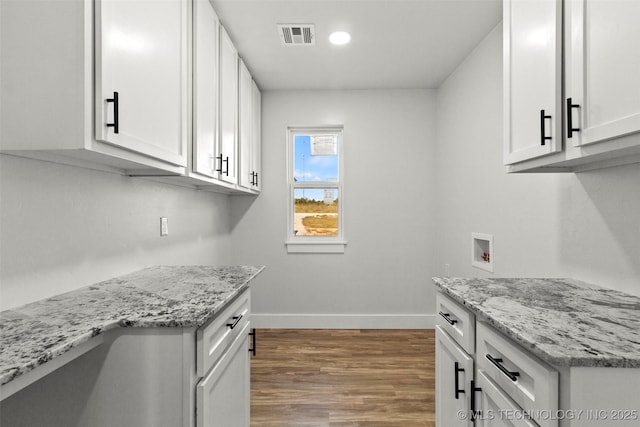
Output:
(476, 370), (539, 427)
(436, 292), (475, 355)
(476, 322), (558, 427)
(197, 321), (250, 427)
(197, 289), (250, 377)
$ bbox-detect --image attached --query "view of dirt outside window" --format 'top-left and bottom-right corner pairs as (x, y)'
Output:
(294, 189), (339, 236)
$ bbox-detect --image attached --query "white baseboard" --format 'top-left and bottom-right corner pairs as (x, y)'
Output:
(250, 313), (435, 329)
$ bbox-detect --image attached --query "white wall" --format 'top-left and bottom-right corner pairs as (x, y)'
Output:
(230, 89), (438, 328)
(3, 22), (637, 320)
(0, 155), (233, 310)
(435, 23), (640, 296)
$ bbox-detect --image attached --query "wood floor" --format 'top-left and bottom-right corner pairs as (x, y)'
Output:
(250, 329), (435, 427)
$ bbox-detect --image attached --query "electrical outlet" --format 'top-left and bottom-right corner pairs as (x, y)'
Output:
(160, 217), (169, 236)
(444, 263), (451, 277)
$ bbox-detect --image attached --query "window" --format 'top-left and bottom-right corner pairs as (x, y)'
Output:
(286, 127), (345, 253)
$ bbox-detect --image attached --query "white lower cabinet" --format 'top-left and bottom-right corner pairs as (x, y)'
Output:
(197, 323), (251, 427)
(436, 325), (474, 427)
(476, 322), (558, 427)
(196, 289), (251, 427)
(436, 292), (476, 427)
(476, 322), (558, 426)
(476, 370), (539, 427)
(435, 290), (640, 427)
(0, 289), (253, 427)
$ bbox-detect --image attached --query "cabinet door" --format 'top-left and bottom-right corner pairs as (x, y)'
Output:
(251, 80), (262, 191)
(197, 323), (250, 427)
(436, 326), (474, 427)
(95, 0), (188, 167)
(566, 0), (640, 147)
(238, 59), (253, 189)
(219, 26), (239, 184)
(476, 370), (539, 427)
(193, 0), (219, 178)
(504, 0), (563, 165)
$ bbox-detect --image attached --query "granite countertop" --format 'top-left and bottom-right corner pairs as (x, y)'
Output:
(0, 265), (264, 388)
(433, 277), (640, 368)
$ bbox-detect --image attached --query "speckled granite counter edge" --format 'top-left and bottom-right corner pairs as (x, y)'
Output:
(432, 277), (640, 368)
(0, 266), (265, 388)
(434, 281), (575, 367)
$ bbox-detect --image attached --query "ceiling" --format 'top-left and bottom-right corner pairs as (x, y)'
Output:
(211, 0), (503, 91)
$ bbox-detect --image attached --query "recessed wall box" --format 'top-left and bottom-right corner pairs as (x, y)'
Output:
(472, 233), (493, 272)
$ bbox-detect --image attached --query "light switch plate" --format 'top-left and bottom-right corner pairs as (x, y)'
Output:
(160, 217), (169, 236)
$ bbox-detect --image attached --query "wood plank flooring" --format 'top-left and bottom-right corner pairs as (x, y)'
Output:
(250, 329), (435, 427)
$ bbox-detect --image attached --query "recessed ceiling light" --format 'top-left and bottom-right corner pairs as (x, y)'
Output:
(329, 31), (351, 46)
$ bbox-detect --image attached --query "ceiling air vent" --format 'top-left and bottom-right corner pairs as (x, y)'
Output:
(277, 24), (315, 46)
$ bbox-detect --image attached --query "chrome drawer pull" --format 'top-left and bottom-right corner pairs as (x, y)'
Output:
(439, 311), (457, 325)
(486, 354), (520, 382)
(227, 314), (244, 329)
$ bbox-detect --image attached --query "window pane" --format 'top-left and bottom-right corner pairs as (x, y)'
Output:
(293, 134), (339, 182)
(294, 188), (339, 236)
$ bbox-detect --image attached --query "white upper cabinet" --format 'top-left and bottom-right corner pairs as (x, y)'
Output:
(238, 59), (253, 189)
(1, 0), (261, 193)
(192, 0), (220, 179)
(566, 0), (640, 147)
(503, 0), (563, 165)
(0, 0), (188, 174)
(187, 2), (260, 194)
(238, 60), (262, 192)
(250, 80), (262, 192)
(505, 0), (640, 172)
(95, 0), (188, 167)
(219, 26), (239, 185)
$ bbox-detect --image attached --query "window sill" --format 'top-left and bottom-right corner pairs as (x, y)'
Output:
(285, 240), (347, 254)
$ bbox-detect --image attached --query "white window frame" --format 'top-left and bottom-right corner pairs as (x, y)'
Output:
(285, 126), (346, 254)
